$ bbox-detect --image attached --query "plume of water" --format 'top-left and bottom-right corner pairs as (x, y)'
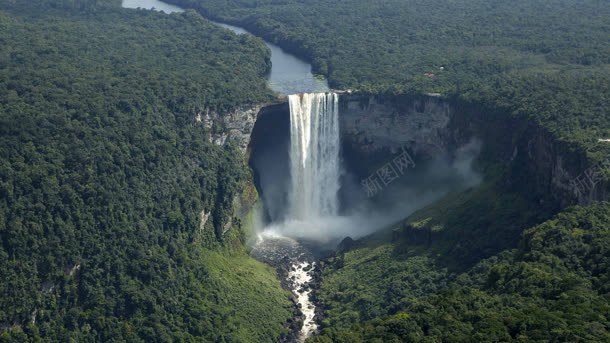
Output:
(287, 93), (340, 220)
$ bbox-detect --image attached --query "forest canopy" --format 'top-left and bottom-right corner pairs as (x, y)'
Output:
(313, 202), (610, 342)
(1, 0), (608, 341)
(0, 0), (292, 341)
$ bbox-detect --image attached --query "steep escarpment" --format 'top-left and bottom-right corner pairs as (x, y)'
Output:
(246, 91), (607, 236)
(338, 92), (609, 208)
(339, 94), (454, 158)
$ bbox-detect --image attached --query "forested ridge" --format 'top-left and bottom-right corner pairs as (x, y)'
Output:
(0, 0), (292, 341)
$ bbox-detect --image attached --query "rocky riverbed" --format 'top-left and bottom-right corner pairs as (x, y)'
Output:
(250, 235), (322, 343)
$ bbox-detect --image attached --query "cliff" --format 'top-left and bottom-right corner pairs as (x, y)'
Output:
(339, 93), (454, 157)
(209, 91), (607, 241)
(337, 92), (609, 208)
(194, 100), (289, 241)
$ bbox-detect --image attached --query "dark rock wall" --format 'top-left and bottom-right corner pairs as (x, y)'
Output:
(338, 92), (608, 207)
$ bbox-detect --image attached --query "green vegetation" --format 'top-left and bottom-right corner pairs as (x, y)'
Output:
(167, 0), (609, 83)
(318, 246), (449, 329)
(397, 177), (557, 268)
(0, 0), (291, 341)
(314, 202), (610, 342)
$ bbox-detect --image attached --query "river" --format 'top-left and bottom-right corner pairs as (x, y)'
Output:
(121, 0), (329, 96)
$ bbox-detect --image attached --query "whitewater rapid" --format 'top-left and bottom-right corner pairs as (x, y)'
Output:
(288, 261), (318, 341)
(250, 234), (319, 343)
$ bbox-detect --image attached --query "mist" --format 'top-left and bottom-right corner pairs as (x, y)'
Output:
(252, 138), (482, 246)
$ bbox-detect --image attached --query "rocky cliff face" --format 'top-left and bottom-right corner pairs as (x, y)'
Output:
(513, 123), (608, 206)
(239, 92), (606, 226)
(194, 100), (287, 241)
(336, 92), (608, 207)
(192, 105), (261, 241)
(196, 104), (264, 153)
(338, 93), (460, 159)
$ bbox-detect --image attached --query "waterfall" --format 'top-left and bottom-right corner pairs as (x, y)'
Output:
(288, 92), (340, 220)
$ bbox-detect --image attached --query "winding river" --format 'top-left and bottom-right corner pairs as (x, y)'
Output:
(121, 0), (329, 96)
(121, 1), (324, 341)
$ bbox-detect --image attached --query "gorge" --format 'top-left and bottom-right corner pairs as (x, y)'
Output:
(127, 0), (608, 340)
(120, 1), (338, 340)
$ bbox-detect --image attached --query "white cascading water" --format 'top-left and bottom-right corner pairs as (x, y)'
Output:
(287, 92), (340, 220)
(280, 92), (340, 342)
(256, 92), (340, 342)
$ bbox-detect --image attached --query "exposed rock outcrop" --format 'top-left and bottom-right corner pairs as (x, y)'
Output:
(339, 94), (455, 158)
(194, 100), (287, 241)
(198, 209), (211, 233)
(197, 104), (265, 154)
